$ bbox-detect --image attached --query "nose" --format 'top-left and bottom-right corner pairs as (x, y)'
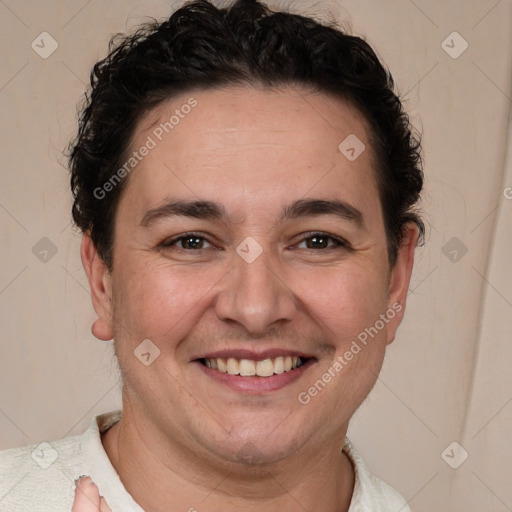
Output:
(214, 246), (297, 335)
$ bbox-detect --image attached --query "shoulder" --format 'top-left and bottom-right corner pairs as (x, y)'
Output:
(0, 434), (83, 511)
(344, 438), (411, 512)
(0, 411), (121, 512)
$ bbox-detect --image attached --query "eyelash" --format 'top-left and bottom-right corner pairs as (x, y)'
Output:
(160, 231), (350, 252)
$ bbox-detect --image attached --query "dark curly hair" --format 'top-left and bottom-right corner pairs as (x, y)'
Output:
(68, 0), (425, 272)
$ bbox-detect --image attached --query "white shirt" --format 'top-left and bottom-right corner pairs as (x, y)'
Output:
(0, 410), (411, 511)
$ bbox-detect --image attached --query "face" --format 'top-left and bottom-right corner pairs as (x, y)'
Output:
(84, 85), (417, 467)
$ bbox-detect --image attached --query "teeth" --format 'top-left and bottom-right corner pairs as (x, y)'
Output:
(204, 356), (305, 377)
(239, 359), (256, 376)
(217, 358), (227, 372)
(256, 359), (274, 377)
(273, 356), (285, 374)
(226, 357), (240, 375)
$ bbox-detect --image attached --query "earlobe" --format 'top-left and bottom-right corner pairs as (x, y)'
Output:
(80, 232), (114, 341)
(385, 223), (420, 344)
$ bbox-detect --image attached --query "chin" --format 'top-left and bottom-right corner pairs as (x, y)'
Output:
(204, 424), (308, 467)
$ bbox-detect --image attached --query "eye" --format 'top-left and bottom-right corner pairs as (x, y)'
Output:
(159, 231), (349, 253)
(296, 232), (349, 250)
(161, 233), (214, 250)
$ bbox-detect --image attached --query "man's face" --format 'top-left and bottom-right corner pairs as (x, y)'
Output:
(87, 85), (415, 465)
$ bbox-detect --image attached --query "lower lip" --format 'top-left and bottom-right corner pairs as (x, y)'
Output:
(194, 359), (316, 393)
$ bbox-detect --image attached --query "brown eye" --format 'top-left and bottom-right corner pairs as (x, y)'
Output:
(297, 232), (348, 250)
(161, 233), (213, 250)
(305, 235), (330, 249)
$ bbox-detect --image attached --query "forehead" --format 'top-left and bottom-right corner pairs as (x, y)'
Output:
(118, 85), (380, 227)
(139, 85), (372, 160)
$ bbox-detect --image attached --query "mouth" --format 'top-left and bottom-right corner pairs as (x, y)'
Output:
(193, 353), (317, 393)
(198, 355), (308, 377)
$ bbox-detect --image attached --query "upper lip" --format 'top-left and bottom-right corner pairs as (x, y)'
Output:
(193, 349), (315, 362)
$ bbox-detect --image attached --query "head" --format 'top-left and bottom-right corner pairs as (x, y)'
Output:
(71, 0), (424, 467)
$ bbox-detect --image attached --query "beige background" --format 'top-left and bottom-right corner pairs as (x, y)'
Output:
(1, 1), (511, 511)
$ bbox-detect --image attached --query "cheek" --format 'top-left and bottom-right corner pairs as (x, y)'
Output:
(109, 261), (205, 397)
(301, 262), (389, 335)
(111, 258), (225, 348)
(300, 263), (390, 393)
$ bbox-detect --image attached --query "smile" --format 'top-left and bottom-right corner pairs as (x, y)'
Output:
(200, 356), (306, 377)
(195, 353), (316, 393)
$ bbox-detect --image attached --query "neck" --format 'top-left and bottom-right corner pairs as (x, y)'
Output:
(101, 406), (355, 512)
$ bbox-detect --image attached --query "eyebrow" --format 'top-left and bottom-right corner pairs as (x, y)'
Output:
(139, 197), (364, 228)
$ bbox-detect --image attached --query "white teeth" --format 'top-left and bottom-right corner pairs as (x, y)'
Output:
(256, 358), (275, 377)
(217, 358), (227, 372)
(226, 357), (240, 375)
(204, 355), (305, 377)
(239, 359), (256, 376)
(273, 356), (285, 374)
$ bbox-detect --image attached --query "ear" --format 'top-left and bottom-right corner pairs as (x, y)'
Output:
(385, 223), (419, 345)
(81, 231), (114, 341)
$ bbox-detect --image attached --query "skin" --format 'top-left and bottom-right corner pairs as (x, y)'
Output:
(78, 85), (418, 512)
